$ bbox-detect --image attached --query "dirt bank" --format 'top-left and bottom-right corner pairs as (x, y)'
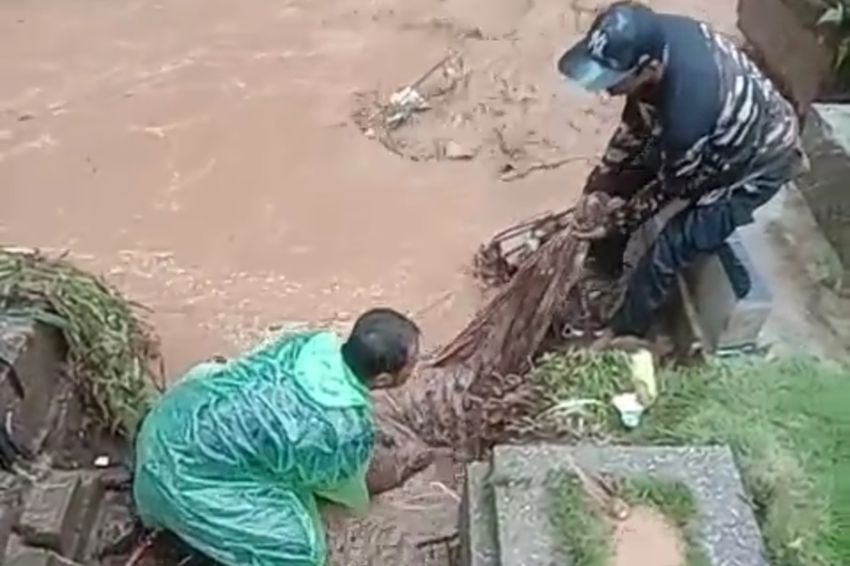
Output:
(612, 507), (685, 566)
(0, 0), (738, 376)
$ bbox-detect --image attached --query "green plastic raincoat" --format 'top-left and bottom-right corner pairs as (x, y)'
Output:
(133, 331), (375, 565)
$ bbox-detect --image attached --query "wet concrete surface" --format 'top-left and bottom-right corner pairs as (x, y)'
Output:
(0, 0), (739, 376)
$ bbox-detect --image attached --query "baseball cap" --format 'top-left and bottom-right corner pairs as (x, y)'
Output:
(558, 3), (663, 91)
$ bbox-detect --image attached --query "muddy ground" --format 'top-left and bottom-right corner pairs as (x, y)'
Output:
(612, 507), (684, 566)
(0, 0), (738, 377)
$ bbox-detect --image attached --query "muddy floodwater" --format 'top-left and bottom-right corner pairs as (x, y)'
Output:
(0, 0), (737, 375)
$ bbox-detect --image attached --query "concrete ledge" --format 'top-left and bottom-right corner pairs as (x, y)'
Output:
(797, 103), (850, 284)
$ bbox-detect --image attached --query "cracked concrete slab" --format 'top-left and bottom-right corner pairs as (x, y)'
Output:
(461, 444), (769, 566)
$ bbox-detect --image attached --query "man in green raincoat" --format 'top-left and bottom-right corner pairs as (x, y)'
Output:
(133, 308), (420, 565)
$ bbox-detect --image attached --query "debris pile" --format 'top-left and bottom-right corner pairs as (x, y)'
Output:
(352, 51), (597, 180)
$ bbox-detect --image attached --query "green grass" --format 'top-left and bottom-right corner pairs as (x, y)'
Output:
(628, 356), (850, 566)
(549, 474), (611, 566)
(549, 474), (708, 566)
(621, 478), (709, 566)
(535, 352), (850, 566)
(530, 350), (632, 435)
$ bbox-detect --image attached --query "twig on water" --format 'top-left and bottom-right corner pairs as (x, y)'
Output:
(410, 54), (454, 91)
(500, 155), (595, 182)
(412, 290), (455, 319)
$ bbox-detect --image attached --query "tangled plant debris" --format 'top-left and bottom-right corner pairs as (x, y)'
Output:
(352, 53), (466, 160)
(0, 248), (163, 437)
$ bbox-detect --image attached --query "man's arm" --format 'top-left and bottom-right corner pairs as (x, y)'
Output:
(607, 177), (668, 234)
(608, 130), (716, 235)
(585, 97), (659, 195)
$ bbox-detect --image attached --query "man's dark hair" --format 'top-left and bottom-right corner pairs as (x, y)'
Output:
(342, 308), (420, 382)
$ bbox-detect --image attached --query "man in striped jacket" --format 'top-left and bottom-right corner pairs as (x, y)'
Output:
(558, 1), (804, 337)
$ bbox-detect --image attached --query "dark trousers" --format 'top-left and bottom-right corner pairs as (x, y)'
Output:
(587, 170), (789, 337)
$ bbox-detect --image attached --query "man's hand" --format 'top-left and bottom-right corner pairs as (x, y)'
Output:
(573, 223), (611, 240)
(571, 193), (624, 240)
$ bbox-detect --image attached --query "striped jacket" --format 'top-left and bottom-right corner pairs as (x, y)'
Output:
(588, 16), (802, 233)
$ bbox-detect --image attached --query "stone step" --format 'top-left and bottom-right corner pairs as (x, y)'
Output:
(682, 234), (772, 352)
(625, 200), (773, 353)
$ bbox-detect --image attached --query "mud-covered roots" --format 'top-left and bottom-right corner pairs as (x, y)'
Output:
(473, 208), (574, 286)
(363, 191), (644, 494)
(366, 217), (599, 493)
(433, 223), (588, 375)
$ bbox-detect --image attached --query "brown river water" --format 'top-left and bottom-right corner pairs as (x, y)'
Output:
(0, 0), (737, 376)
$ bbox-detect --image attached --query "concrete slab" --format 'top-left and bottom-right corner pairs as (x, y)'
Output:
(16, 471), (102, 559)
(493, 475), (569, 566)
(6, 548), (52, 566)
(17, 472), (83, 554)
(459, 461), (498, 566)
(492, 444), (769, 566)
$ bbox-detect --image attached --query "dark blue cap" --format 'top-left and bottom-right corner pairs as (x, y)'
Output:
(558, 3), (663, 91)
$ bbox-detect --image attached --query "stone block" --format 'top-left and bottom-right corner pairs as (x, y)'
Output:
(0, 472), (26, 561)
(86, 490), (137, 561)
(492, 475), (569, 566)
(17, 473), (83, 554)
(0, 318), (68, 456)
(738, 0), (832, 117)
(459, 461), (498, 566)
(492, 445), (769, 566)
(16, 471), (102, 559)
(798, 103), (850, 283)
(6, 548), (82, 566)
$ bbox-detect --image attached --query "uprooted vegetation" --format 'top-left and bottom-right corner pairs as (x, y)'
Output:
(0, 249), (163, 436)
(351, 51), (601, 181)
